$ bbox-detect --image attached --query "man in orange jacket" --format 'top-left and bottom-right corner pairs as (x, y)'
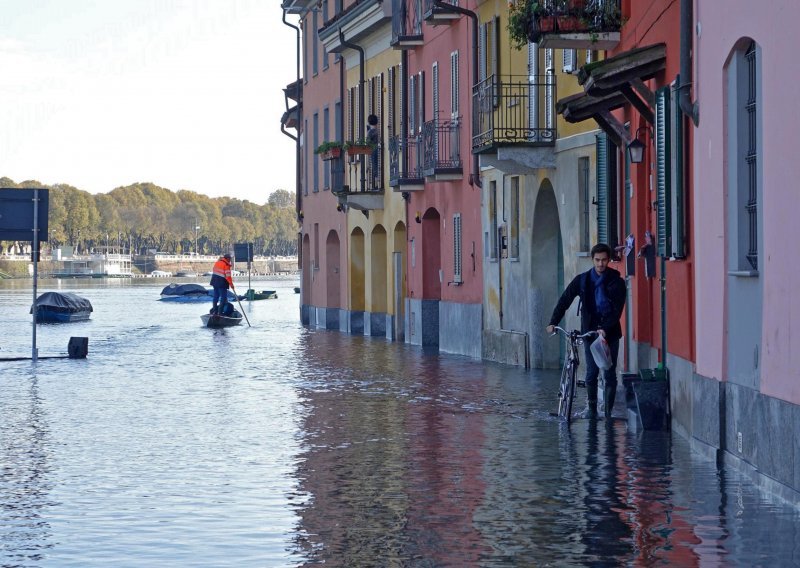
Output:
(210, 253), (234, 314)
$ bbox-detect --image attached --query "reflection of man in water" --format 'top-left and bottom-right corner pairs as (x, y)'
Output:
(367, 114), (379, 188)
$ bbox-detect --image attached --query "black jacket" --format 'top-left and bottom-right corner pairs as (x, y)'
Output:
(548, 267), (626, 340)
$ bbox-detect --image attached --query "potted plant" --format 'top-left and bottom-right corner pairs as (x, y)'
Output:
(507, 0), (543, 50)
(315, 141), (344, 160)
(344, 139), (377, 156)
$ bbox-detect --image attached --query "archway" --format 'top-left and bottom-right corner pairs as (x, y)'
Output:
(393, 221), (407, 340)
(325, 230), (341, 309)
(370, 225), (388, 313)
(302, 233), (311, 304)
(350, 227), (365, 312)
(421, 208), (441, 300)
(531, 183), (562, 368)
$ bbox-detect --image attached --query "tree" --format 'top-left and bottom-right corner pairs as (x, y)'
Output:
(268, 189), (294, 209)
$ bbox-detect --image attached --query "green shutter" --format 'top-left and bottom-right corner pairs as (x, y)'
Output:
(655, 87), (671, 257)
(596, 133), (608, 244)
(670, 79), (686, 258)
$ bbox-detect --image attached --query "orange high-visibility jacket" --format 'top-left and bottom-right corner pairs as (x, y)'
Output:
(211, 257), (233, 287)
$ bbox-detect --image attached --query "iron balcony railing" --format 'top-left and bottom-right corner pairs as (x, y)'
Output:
(331, 147), (383, 195)
(529, 0), (623, 43)
(391, 0), (424, 45)
(472, 74), (557, 153)
(422, 119), (462, 177)
(389, 135), (425, 187)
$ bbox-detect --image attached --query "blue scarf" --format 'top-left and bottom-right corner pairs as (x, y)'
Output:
(590, 269), (612, 316)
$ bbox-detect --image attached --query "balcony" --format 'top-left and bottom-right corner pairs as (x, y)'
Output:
(517, 0), (622, 50)
(422, 119), (462, 180)
(391, 0), (424, 49)
(389, 135), (425, 191)
(330, 148), (385, 211)
(422, 0), (460, 25)
(472, 74), (557, 154)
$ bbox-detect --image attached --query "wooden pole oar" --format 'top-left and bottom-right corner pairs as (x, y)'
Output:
(231, 285), (251, 327)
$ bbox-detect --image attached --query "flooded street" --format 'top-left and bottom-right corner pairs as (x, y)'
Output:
(1, 279), (798, 566)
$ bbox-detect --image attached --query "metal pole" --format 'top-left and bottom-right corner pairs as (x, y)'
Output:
(32, 189), (39, 362)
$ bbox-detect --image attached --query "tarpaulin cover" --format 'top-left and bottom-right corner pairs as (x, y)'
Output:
(160, 283), (209, 296)
(31, 292), (93, 314)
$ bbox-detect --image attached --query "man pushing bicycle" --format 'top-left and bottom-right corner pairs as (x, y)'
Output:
(546, 243), (627, 419)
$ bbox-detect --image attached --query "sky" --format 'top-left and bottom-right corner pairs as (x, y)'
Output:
(0, 0), (300, 205)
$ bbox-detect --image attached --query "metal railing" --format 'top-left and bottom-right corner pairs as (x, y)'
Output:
(422, 119), (462, 176)
(531, 0), (623, 38)
(472, 74), (557, 152)
(391, 0), (423, 44)
(389, 135), (425, 186)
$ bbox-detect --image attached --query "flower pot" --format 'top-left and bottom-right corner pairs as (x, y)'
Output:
(555, 16), (583, 32)
(321, 147), (342, 160)
(346, 145), (374, 156)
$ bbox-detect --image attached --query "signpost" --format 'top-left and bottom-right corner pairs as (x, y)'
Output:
(0, 188), (50, 362)
(233, 242), (254, 297)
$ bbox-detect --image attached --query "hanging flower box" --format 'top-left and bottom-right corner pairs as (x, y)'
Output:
(321, 147), (342, 161)
(314, 141), (344, 161)
(345, 140), (377, 156)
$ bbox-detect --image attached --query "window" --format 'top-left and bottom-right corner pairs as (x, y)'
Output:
(409, 74), (416, 134)
(596, 133), (618, 251)
(579, 156), (590, 251)
(432, 62), (439, 120)
(450, 51), (459, 118)
(562, 49), (576, 73)
(388, 66), (397, 137)
(489, 180), (498, 259)
(323, 107), (330, 190)
(322, 0), (329, 70)
(347, 87), (355, 143)
(585, 49), (594, 64)
(312, 10), (318, 75)
(654, 82), (687, 259)
(545, 49), (554, 129)
(313, 112), (319, 193)
(510, 177), (520, 259)
(453, 213), (463, 283)
(744, 41), (758, 270)
(313, 223), (320, 269)
(304, 118), (309, 195)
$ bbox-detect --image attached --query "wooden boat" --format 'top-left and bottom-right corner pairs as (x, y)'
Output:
(201, 309), (243, 328)
(160, 283), (240, 303)
(245, 289), (277, 300)
(31, 292), (93, 323)
(293, 287), (301, 294)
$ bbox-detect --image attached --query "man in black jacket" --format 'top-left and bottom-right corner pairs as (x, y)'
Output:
(546, 243), (626, 418)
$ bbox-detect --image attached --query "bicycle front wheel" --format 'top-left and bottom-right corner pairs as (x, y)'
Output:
(557, 361), (576, 421)
(563, 362), (576, 423)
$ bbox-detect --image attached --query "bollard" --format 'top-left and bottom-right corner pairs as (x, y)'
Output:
(68, 337), (89, 359)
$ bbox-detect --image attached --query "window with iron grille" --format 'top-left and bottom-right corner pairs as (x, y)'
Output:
(510, 177), (520, 259)
(579, 156), (590, 251)
(453, 213), (462, 283)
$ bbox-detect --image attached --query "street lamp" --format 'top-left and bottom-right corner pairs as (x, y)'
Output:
(627, 125), (654, 164)
(195, 219), (200, 256)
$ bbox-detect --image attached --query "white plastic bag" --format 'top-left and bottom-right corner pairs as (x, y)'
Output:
(590, 335), (612, 370)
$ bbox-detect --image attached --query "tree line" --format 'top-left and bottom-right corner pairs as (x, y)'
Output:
(0, 178), (298, 257)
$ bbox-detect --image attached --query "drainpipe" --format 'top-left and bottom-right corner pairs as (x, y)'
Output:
(433, 1), (481, 188)
(339, 29), (366, 190)
(282, 6), (302, 219)
(679, 0), (699, 125)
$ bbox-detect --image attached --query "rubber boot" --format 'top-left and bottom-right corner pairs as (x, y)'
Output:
(603, 383), (617, 418)
(579, 382), (599, 419)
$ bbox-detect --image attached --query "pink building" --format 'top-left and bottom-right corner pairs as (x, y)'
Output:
(693, 0), (800, 500)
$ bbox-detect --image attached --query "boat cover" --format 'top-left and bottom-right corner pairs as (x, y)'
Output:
(160, 283), (209, 296)
(31, 292), (93, 314)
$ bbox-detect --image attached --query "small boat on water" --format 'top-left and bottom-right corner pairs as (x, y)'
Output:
(175, 270), (197, 278)
(293, 287), (300, 294)
(31, 292), (93, 323)
(201, 308), (243, 328)
(245, 289), (277, 300)
(159, 283), (240, 302)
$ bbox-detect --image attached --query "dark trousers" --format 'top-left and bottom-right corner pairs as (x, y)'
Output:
(583, 336), (620, 402)
(212, 284), (229, 312)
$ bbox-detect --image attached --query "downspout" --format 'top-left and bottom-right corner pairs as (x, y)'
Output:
(339, 29), (366, 190)
(282, 7), (302, 219)
(433, 1), (481, 188)
(679, 0), (699, 125)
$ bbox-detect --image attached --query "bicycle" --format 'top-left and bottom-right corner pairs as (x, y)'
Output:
(549, 327), (598, 423)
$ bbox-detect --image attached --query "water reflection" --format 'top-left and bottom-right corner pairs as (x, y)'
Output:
(0, 374), (54, 564)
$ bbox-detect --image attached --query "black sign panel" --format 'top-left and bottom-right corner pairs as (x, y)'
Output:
(233, 242), (254, 263)
(0, 188), (49, 241)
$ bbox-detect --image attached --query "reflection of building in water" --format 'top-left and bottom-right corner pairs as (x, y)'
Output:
(0, 378), (54, 559)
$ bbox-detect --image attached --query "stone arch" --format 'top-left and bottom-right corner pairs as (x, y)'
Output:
(531, 181), (562, 368)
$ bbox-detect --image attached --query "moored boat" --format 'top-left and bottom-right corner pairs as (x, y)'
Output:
(31, 292), (93, 323)
(245, 289), (277, 300)
(293, 287), (300, 294)
(159, 283), (240, 302)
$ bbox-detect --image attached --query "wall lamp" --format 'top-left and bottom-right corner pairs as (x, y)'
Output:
(627, 126), (654, 164)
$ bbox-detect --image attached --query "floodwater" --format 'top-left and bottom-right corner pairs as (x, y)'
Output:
(0, 278), (798, 567)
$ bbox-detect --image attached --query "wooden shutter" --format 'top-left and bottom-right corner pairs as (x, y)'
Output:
(596, 133), (609, 244)
(388, 67), (395, 137)
(478, 23), (487, 82)
(453, 213), (462, 283)
(432, 62), (439, 120)
(451, 51), (459, 118)
(655, 87), (671, 258)
(419, 71), (425, 133)
(670, 79), (686, 258)
(409, 73), (416, 134)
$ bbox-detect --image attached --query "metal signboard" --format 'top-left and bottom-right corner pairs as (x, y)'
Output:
(0, 188), (49, 241)
(233, 242), (254, 263)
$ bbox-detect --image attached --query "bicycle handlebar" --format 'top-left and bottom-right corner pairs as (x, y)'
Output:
(550, 326), (599, 340)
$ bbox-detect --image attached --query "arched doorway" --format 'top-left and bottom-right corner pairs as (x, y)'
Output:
(350, 227), (365, 334)
(393, 221), (407, 341)
(422, 208), (441, 300)
(325, 230), (341, 329)
(531, 182), (562, 368)
(301, 233), (311, 325)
